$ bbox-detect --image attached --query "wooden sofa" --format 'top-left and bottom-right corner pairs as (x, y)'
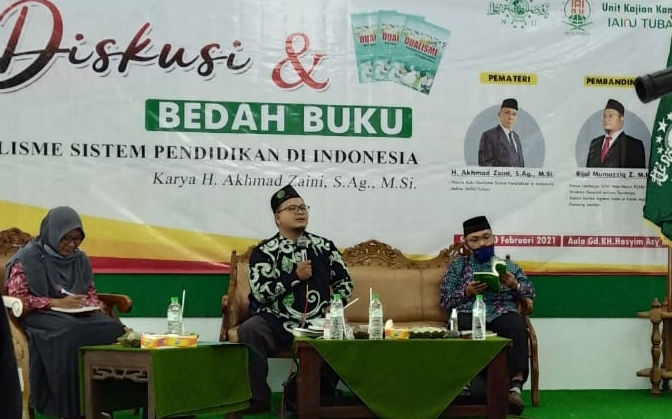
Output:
(220, 239), (540, 406)
(0, 227), (133, 419)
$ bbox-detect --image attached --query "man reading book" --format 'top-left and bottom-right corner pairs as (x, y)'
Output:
(439, 215), (536, 415)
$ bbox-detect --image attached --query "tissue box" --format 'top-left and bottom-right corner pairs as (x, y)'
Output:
(384, 328), (410, 340)
(140, 333), (198, 349)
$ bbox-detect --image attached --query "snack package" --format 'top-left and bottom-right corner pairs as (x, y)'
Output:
(383, 319), (410, 340)
(140, 333), (198, 349)
(384, 328), (410, 340)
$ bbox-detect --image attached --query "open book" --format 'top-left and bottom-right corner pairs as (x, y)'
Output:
(51, 306), (100, 314)
(473, 260), (507, 293)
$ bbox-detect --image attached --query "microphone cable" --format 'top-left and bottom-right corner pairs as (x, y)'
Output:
(297, 237), (310, 327)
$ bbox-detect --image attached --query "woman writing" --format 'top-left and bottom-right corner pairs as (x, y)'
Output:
(4, 206), (125, 419)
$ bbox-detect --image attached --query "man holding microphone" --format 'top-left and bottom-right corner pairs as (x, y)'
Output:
(236, 184), (353, 414)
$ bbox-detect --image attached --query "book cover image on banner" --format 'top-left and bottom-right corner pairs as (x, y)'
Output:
(351, 12), (380, 83)
(390, 16), (450, 95)
(372, 10), (408, 81)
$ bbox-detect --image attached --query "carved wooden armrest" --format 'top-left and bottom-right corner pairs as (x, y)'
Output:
(98, 293), (132, 314)
(2, 295), (24, 317)
(222, 295), (230, 313)
(220, 295), (232, 342)
(517, 297), (533, 316)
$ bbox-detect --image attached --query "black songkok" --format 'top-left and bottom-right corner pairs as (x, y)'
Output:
(463, 215), (491, 236)
(271, 185), (301, 213)
(605, 98), (625, 115)
(501, 98), (518, 110)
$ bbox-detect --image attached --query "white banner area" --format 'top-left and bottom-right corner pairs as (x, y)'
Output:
(1, 0), (671, 273)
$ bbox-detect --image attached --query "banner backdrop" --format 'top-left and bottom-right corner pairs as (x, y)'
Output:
(1, 0), (671, 273)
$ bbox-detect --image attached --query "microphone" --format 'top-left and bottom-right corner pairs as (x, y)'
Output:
(297, 235), (310, 261)
(297, 235), (311, 326)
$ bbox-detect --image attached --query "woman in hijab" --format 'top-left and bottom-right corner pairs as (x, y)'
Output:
(4, 206), (126, 419)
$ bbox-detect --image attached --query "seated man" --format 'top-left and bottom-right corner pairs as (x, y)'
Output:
(439, 215), (536, 415)
(236, 185), (354, 414)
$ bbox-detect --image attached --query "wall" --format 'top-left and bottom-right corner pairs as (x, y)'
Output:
(97, 272), (668, 390)
(95, 273), (669, 319)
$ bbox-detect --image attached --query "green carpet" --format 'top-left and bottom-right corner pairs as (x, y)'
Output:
(33, 390), (672, 419)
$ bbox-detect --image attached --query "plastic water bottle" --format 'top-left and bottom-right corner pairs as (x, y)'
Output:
(471, 294), (486, 340)
(368, 294), (384, 340)
(323, 301), (332, 340)
(329, 294), (345, 340)
(167, 296), (183, 335)
(449, 308), (458, 333)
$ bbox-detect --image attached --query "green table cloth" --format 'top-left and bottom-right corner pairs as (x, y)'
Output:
(80, 342), (251, 418)
(304, 337), (509, 419)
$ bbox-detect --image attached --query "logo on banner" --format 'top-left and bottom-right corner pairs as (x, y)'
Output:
(650, 113), (672, 187)
(563, 0), (593, 34)
(604, 5), (672, 29)
(0, 0), (252, 92)
(271, 33), (330, 91)
(487, 0), (550, 28)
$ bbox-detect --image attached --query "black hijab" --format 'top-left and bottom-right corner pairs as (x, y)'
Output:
(4, 206), (92, 297)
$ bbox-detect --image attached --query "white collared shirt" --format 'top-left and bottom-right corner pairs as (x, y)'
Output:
(603, 129), (623, 150)
(500, 125), (517, 152)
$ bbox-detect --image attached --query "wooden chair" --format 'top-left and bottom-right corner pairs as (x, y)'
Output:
(519, 292), (539, 405)
(505, 254), (540, 407)
(0, 227), (133, 419)
(219, 241), (298, 356)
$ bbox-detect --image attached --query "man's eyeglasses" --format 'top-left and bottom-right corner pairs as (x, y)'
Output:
(60, 234), (83, 245)
(466, 232), (493, 246)
(276, 205), (310, 214)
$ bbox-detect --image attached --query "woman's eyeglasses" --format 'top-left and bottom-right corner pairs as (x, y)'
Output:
(60, 234), (83, 245)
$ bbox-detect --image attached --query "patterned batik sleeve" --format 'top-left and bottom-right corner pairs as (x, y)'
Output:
(84, 283), (102, 307)
(439, 259), (470, 311)
(248, 247), (300, 304)
(5, 262), (52, 311)
(512, 263), (536, 300)
(328, 245), (353, 300)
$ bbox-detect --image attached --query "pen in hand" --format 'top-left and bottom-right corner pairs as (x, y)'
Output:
(61, 287), (86, 301)
(57, 287), (87, 309)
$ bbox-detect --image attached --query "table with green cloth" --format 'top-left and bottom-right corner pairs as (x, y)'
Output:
(80, 342), (251, 419)
(294, 337), (510, 419)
